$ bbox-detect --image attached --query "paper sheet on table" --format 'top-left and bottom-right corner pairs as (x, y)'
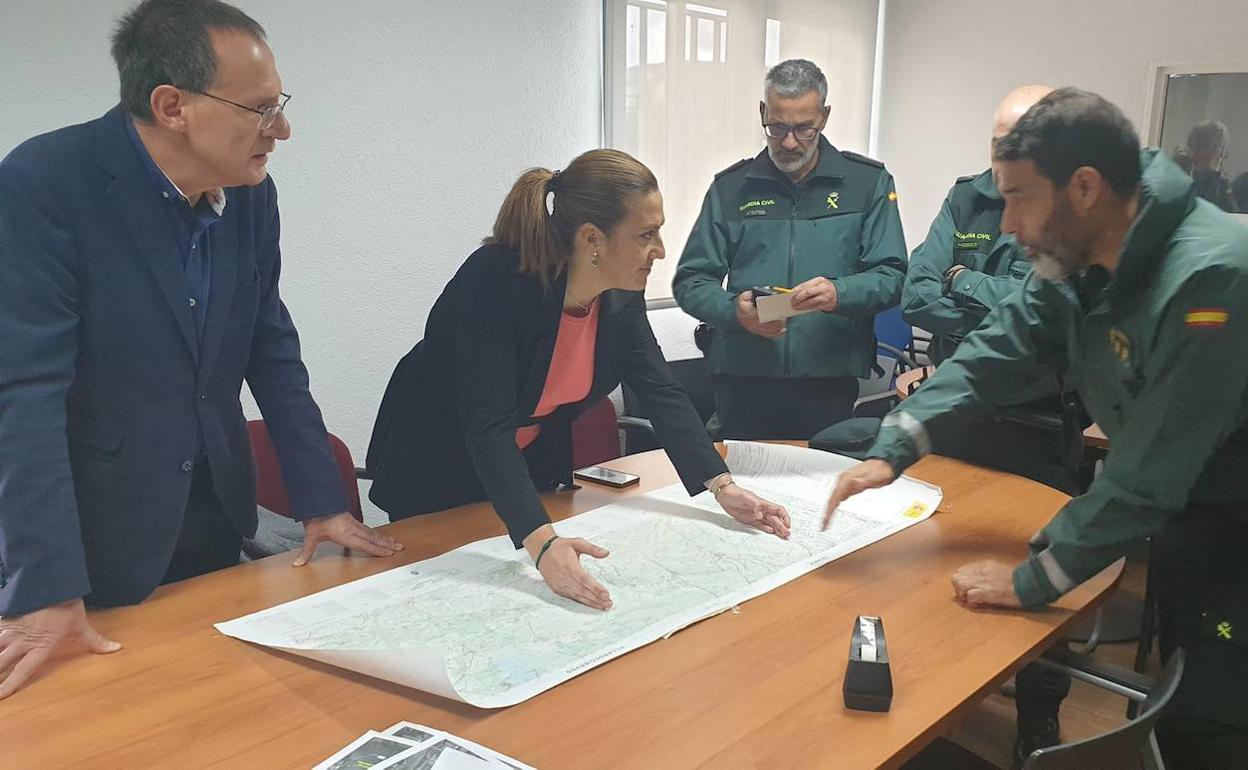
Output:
(755, 291), (816, 323)
(216, 442), (941, 708)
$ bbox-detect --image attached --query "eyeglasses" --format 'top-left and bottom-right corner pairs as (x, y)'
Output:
(763, 123), (820, 141)
(191, 90), (291, 131)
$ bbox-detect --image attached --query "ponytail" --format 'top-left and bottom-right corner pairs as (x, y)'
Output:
(485, 149), (658, 285)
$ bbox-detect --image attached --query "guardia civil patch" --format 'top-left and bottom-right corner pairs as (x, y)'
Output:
(1185, 308), (1230, 328)
(1108, 328), (1131, 362)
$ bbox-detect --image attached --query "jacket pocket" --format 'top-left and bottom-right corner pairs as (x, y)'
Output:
(802, 212), (864, 278)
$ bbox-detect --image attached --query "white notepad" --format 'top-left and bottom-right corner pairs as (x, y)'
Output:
(755, 292), (816, 323)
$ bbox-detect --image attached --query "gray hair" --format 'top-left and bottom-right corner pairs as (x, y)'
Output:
(111, 0), (267, 120)
(764, 59), (828, 104)
(1187, 120), (1229, 154)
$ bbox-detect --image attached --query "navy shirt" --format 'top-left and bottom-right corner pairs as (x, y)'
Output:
(124, 118), (223, 342)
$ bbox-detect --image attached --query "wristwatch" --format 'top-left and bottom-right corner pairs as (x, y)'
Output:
(942, 264), (967, 296)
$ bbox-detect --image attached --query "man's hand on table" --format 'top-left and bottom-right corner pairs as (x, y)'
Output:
(951, 560), (1023, 609)
(0, 598), (121, 700)
(294, 511), (404, 567)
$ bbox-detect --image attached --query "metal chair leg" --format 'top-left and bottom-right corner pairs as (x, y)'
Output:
(1129, 539), (1158, 719)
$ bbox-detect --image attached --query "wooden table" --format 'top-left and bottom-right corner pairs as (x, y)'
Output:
(0, 448), (1121, 769)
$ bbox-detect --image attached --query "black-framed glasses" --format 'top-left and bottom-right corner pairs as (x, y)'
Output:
(763, 123), (820, 141)
(192, 90), (291, 130)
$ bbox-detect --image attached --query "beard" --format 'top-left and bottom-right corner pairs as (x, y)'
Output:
(1029, 250), (1081, 281)
(768, 141), (818, 174)
(1025, 197), (1089, 282)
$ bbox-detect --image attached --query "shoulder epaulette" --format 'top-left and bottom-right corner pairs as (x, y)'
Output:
(841, 150), (885, 169)
(714, 158), (752, 178)
(955, 174), (977, 184)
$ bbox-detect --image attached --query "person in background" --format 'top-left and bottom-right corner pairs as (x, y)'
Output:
(1176, 120), (1237, 212)
(673, 59), (906, 441)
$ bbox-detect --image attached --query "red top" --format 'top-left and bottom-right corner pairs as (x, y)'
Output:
(516, 303), (600, 449)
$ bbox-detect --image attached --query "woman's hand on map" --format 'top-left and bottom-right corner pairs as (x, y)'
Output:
(822, 459), (896, 530)
(716, 485), (791, 538)
(524, 524), (614, 611)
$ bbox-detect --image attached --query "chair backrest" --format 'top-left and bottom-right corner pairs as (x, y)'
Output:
(874, 306), (914, 358)
(624, 356), (715, 423)
(246, 420), (363, 522)
(1021, 649), (1185, 770)
(571, 397), (623, 469)
(620, 355), (715, 455)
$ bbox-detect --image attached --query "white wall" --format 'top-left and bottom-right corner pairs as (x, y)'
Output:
(877, 0), (1248, 248)
(1, 0), (602, 520)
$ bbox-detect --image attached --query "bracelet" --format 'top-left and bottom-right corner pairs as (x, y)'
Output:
(534, 535), (561, 571)
(709, 474), (736, 497)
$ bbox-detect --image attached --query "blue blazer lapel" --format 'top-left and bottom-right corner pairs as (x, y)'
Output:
(198, 218), (237, 379)
(96, 108), (199, 364)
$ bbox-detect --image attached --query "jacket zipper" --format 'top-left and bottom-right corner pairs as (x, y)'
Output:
(785, 188), (800, 378)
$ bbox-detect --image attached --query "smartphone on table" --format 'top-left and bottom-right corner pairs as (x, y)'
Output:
(573, 465), (640, 488)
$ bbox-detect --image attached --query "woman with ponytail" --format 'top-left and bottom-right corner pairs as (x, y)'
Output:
(367, 149), (789, 610)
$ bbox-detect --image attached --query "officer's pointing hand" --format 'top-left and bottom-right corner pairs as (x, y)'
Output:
(823, 459), (895, 530)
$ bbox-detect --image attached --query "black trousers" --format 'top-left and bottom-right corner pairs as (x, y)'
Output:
(1150, 503), (1248, 769)
(160, 460), (242, 585)
(711, 376), (859, 441)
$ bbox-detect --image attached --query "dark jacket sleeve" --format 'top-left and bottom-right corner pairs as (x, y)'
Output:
(0, 148), (92, 615)
(244, 179), (347, 521)
(454, 266), (552, 549)
(619, 295), (728, 493)
(672, 186), (742, 331)
(867, 273), (1073, 476)
(901, 190), (974, 337)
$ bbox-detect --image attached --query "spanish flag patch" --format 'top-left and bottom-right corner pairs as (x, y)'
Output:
(1185, 308), (1230, 328)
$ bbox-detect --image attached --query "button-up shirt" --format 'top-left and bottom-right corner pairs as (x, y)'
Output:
(125, 118), (226, 343)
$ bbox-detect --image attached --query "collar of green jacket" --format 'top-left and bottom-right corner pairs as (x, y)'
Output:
(744, 135), (845, 188)
(1112, 148), (1197, 296)
(970, 168), (999, 200)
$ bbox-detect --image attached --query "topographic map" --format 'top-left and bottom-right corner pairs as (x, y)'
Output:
(216, 442), (941, 707)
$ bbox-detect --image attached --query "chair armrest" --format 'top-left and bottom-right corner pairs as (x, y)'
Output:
(617, 415), (657, 439)
(1033, 646), (1157, 703)
(877, 342), (920, 371)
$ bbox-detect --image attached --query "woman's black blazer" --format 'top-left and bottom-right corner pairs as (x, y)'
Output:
(367, 244), (727, 547)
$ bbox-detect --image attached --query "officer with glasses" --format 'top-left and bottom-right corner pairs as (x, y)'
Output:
(674, 58), (906, 441)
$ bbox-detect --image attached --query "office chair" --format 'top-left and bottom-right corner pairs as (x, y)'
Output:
(246, 420), (364, 522)
(903, 648), (1185, 770)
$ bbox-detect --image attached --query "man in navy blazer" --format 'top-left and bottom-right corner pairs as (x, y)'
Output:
(0, 0), (401, 698)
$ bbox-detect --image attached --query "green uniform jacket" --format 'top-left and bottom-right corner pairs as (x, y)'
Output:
(901, 169), (1031, 365)
(866, 149), (1248, 608)
(672, 137), (906, 379)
